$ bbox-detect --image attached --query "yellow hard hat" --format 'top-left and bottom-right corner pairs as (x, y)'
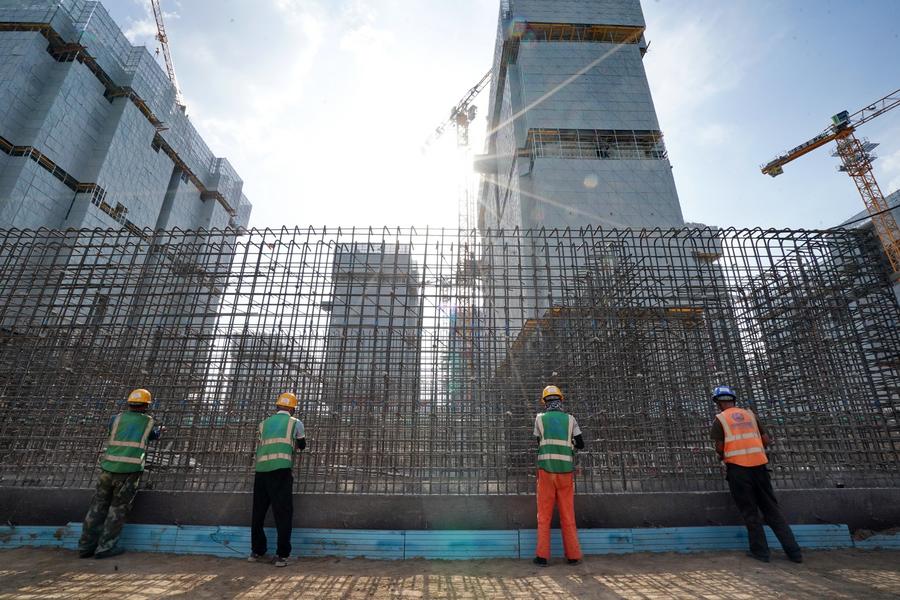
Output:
(127, 389), (152, 405)
(275, 392), (298, 410)
(541, 385), (563, 403)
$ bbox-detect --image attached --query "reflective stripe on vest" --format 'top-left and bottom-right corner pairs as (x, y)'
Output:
(724, 447), (765, 458)
(256, 452), (293, 463)
(257, 421), (295, 446)
(540, 453), (574, 462)
(537, 411), (575, 474)
(716, 408), (768, 467)
(255, 414), (297, 472)
(100, 412), (154, 473)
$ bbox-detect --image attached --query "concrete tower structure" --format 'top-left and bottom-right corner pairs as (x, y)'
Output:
(478, 0), (683, 231)
(322, 246), (424, 409)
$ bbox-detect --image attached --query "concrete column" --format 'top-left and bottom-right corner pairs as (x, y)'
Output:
(154, 165), (183, 230)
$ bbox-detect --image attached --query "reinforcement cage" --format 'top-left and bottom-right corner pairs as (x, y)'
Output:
(0, 227), (898, 495)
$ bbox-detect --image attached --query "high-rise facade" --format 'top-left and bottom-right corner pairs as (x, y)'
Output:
(321, 246), (423, 409)
(478, 0), (683, 231)
(0, 2), (252, 448)
(0, 0), (251, 231)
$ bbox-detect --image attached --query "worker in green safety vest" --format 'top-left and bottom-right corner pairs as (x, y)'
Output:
(248, 391), (305, 568)
(77, 388), (162, 559)
(533, 385), (584, 566)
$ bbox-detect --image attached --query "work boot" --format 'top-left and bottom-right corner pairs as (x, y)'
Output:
(78, 549), (95, 559)
(745, 551), (770, 563)
(567, 558), (582, 565)
(273, 556), (289, 568)
(94, 546), (126, 559)
(532, 557), (548, 567)
(247, 553), (266, 563)
(787, 553), (803, 564)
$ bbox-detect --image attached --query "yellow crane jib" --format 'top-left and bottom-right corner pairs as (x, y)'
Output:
(759, 88), (900, 273)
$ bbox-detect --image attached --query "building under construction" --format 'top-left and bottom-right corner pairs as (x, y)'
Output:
(0, 0), (898, 533)
(0, 226), (898, 528)
(478, 0), (683, 232)
(0, 0), (251, 231)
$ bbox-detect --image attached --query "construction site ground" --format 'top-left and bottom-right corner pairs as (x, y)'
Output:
(1, 547), (899, 599)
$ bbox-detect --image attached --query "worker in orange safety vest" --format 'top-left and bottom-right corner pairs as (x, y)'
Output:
(711, 385), (802, 564)
(532, 385), (584, 566)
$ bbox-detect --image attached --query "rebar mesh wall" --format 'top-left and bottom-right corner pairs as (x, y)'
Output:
(0, 227), (898, 494)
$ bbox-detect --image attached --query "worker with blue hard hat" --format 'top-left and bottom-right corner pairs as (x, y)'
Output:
(710, 385), (802, 564)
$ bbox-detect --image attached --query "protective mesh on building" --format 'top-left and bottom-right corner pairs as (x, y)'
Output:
(0, 227), (898, 494)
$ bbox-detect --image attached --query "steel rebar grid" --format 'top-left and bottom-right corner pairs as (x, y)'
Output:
(0, 226), (897, 495)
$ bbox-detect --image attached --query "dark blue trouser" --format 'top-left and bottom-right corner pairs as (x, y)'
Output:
(726, 464), (801, 559)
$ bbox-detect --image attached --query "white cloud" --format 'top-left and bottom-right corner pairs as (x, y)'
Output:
(645, 21), (733, 119)
(879, 147), (900, 173)
(122, 18), (156, 43)
(878, 148), (900, 195)
(644, 7), (780, 135)
(121, 0), (180, 47)
(697, 123), (731, 146)
(175, 0), (495, 227)
(887, 176), (900, 196)
(340, 23), (394, 56)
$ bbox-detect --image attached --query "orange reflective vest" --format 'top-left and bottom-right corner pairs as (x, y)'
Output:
(716, 407), (768, 467)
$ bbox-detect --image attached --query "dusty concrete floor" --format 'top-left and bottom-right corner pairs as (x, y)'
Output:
(0, 547), (899, 599)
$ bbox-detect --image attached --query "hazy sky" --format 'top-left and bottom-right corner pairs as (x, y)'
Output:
(106, 0), (900, 230)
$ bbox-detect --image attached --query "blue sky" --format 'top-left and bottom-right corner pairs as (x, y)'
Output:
(107, 0), (900, 229)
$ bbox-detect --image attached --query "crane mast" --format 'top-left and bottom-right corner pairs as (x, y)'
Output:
(424, 70), (492, 231)
(424, 70), (491, 149)
(150, 0), (185, 110)
(761, 88), (900, 273)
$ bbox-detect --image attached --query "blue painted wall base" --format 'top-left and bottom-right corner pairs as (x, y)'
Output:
(2, 523), (893, 560)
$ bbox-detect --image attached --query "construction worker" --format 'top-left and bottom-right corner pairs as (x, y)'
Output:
(533, 385), (584, 566)
(711, 385), (802, 564)
(249, 391), (305, 567)
(78, 388), (162, 559)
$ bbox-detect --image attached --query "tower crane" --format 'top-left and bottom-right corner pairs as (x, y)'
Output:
(761, 88), (900, 273)
(150, 0), (185, 110)
(424, 70), (491, 149)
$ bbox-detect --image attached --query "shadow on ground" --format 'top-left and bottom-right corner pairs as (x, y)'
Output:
(1, 547), (899, 599)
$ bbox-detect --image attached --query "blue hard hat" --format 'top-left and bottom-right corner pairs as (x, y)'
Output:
(712, 385), (736, 401)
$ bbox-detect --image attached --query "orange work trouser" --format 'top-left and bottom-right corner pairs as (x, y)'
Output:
(536, 468), (582, 560)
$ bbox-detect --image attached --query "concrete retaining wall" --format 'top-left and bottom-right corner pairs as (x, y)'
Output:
(3, 488), (899, 532)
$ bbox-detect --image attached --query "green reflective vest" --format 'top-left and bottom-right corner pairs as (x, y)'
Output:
(536, 411), (575, 473)
(100, 411), (155, 474)
(255, 413), (298, 472)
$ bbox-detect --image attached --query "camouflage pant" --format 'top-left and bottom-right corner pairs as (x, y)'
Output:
(78, 470), (142, 555)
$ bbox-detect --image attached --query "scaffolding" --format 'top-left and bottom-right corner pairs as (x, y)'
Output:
(0, 226), (897, 495)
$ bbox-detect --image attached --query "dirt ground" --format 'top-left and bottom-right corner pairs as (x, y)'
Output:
(1, 547), (899, 599)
